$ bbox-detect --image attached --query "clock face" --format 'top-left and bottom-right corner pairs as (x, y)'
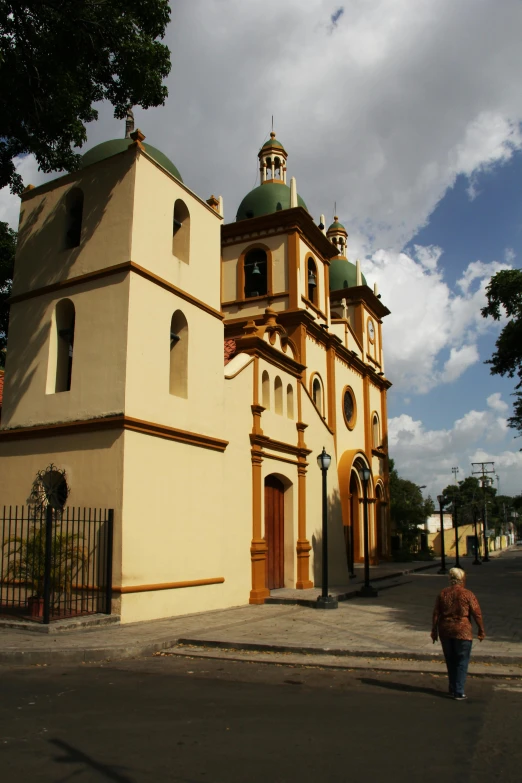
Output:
(368, 320), (375, 340)
(343, 389), (355, 426)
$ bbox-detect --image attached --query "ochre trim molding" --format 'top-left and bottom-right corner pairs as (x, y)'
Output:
(0, 414), (229, 452)
(113, 577), (225, 594)
(9, 261), (224, 321)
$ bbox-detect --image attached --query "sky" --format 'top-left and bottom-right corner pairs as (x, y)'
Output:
(1, 0), (522, 500)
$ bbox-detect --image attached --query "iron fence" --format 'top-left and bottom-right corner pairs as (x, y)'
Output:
(0, 505), (114, 623)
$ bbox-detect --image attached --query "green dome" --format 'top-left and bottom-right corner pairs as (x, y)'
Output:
(236, 181), (307, 221)
(80, 139), (183, 182)
(329, 257), (367, 290)
(262, 137), (284, 149)
(328, 219), (346, 232)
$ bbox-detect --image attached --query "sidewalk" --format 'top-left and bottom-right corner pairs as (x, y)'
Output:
(1, 551), (521, 679)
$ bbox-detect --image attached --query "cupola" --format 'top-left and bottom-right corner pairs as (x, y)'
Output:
(326, 216), (348, 257)
(259, 132), (288, 183)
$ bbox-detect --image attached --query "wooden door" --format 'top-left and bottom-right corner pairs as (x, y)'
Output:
(265, 476), (284, 590)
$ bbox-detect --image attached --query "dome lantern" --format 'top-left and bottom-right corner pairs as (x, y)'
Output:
(326, 216), (348, 257)
(259, 132), (288, 184)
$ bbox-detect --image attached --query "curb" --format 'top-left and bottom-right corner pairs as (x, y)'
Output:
(176, 638), (522, 666)
(162, 646), (522, 680)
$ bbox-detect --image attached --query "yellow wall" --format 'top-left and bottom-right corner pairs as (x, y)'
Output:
(2, 275), (130, 429)
(131, 154), (222, 312)
(13, 153), (136, 297)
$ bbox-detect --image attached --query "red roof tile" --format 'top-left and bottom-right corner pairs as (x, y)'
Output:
(224, 339), (237, 366)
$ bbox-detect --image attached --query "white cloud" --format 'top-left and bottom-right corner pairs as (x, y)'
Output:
(487, 392), (509, 414)
(442, 345), (480, 383)
(365, 248), (509, 393)
(389, 406), (522, 498)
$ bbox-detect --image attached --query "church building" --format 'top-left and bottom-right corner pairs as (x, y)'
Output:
(0, 126), (391, 623)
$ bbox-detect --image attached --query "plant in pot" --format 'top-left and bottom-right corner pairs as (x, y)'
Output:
(3, 521), (87, 619)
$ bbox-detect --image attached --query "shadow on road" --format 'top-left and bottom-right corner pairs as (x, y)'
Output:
(359, 677), (450, 699)
(50, 738), (136, 783)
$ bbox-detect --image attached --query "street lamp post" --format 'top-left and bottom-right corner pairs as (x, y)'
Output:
(357, 467), (378, 598)
(452, 500), (461, 569)
(316, 448), (338, 610)
(437, 495), (447, 574)
(472, 508), (482, 565)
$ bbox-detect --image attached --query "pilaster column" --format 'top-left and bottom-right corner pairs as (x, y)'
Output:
(250, 446), (269, 604)
(296, 422), (313, 589)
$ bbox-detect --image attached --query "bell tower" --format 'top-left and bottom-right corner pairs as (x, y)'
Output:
(259, 132), (288, 184)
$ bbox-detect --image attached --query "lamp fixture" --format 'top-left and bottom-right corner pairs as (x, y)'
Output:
(317, 447), (332, 472)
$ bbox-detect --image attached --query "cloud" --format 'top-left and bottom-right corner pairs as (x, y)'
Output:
(389, 405), (522, 498)
(487, 392), (509, 414)
(364, 247), (509, 393)
(2, 0), (522, 247)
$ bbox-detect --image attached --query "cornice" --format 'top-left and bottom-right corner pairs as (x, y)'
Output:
(9, 261), (224, 321)
(0, 414), (229, 452)
(331, 285), (391, 319)
(221, 207), (338, 260)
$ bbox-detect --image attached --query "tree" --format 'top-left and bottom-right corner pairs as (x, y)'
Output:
(481, 268), (522, 441)
(389, 459), (435, 550)
(0, 220), (16, 367)
(0, 0), (171, 194)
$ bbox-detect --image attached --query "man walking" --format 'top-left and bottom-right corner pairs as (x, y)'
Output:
(431, 567), (485, 700)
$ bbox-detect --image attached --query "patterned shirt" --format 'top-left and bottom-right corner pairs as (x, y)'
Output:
(432, 585), (485, 641)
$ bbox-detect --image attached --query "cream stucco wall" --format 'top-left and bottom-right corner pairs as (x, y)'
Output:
(2, 275), (130, 429)
(124, 274), (225, 436)
(131, 154), (222, 313)
(13, 153), (136, 297)
(0, 430), (125, 587)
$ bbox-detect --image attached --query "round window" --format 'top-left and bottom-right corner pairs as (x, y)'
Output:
(343, 387), (356, 429)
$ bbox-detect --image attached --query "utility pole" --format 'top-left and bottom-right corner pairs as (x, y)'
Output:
(472, 462), (495, 562)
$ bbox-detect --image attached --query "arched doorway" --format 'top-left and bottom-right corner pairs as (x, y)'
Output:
(349, 472), (361, 564)
(265, 475), (285, 589)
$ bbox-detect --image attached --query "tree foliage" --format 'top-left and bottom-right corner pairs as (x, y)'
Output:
(0, 220), (16, 367)
(441, 476), (520, 536)
(481, 268), (522, 440)
(389, 459), (435, 547)
(0, 0), (171, 194)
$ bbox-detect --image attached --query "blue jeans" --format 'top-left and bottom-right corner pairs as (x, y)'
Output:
(441, 638), (472, 696)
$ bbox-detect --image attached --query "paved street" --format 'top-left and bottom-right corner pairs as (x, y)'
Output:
(172, 549), (522, 661)
(1, 655), (522, 783)
(1, 549), (521, 669)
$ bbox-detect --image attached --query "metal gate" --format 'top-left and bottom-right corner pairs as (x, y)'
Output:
(1, 505), (114, 623)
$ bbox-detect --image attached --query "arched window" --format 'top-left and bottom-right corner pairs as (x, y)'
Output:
(65, 188), (83, 249)
(172, 199), (190, 263)
(262, 370), (270, 409)
(372, 413), (380, 448)
(54, 299), (75, 392)
(244, 248), (268, 298)
(274, 376), (283, 415)
(169, 310), (188, 397)
(286, 384), (294, 419)
(312, 375), (323, 415)
(307, 258), (318, 304)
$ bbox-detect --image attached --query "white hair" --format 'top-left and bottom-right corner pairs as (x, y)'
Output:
(449, 567), (465, 585)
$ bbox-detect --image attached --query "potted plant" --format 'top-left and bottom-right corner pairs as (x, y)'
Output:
(3, 522), (87, 619)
